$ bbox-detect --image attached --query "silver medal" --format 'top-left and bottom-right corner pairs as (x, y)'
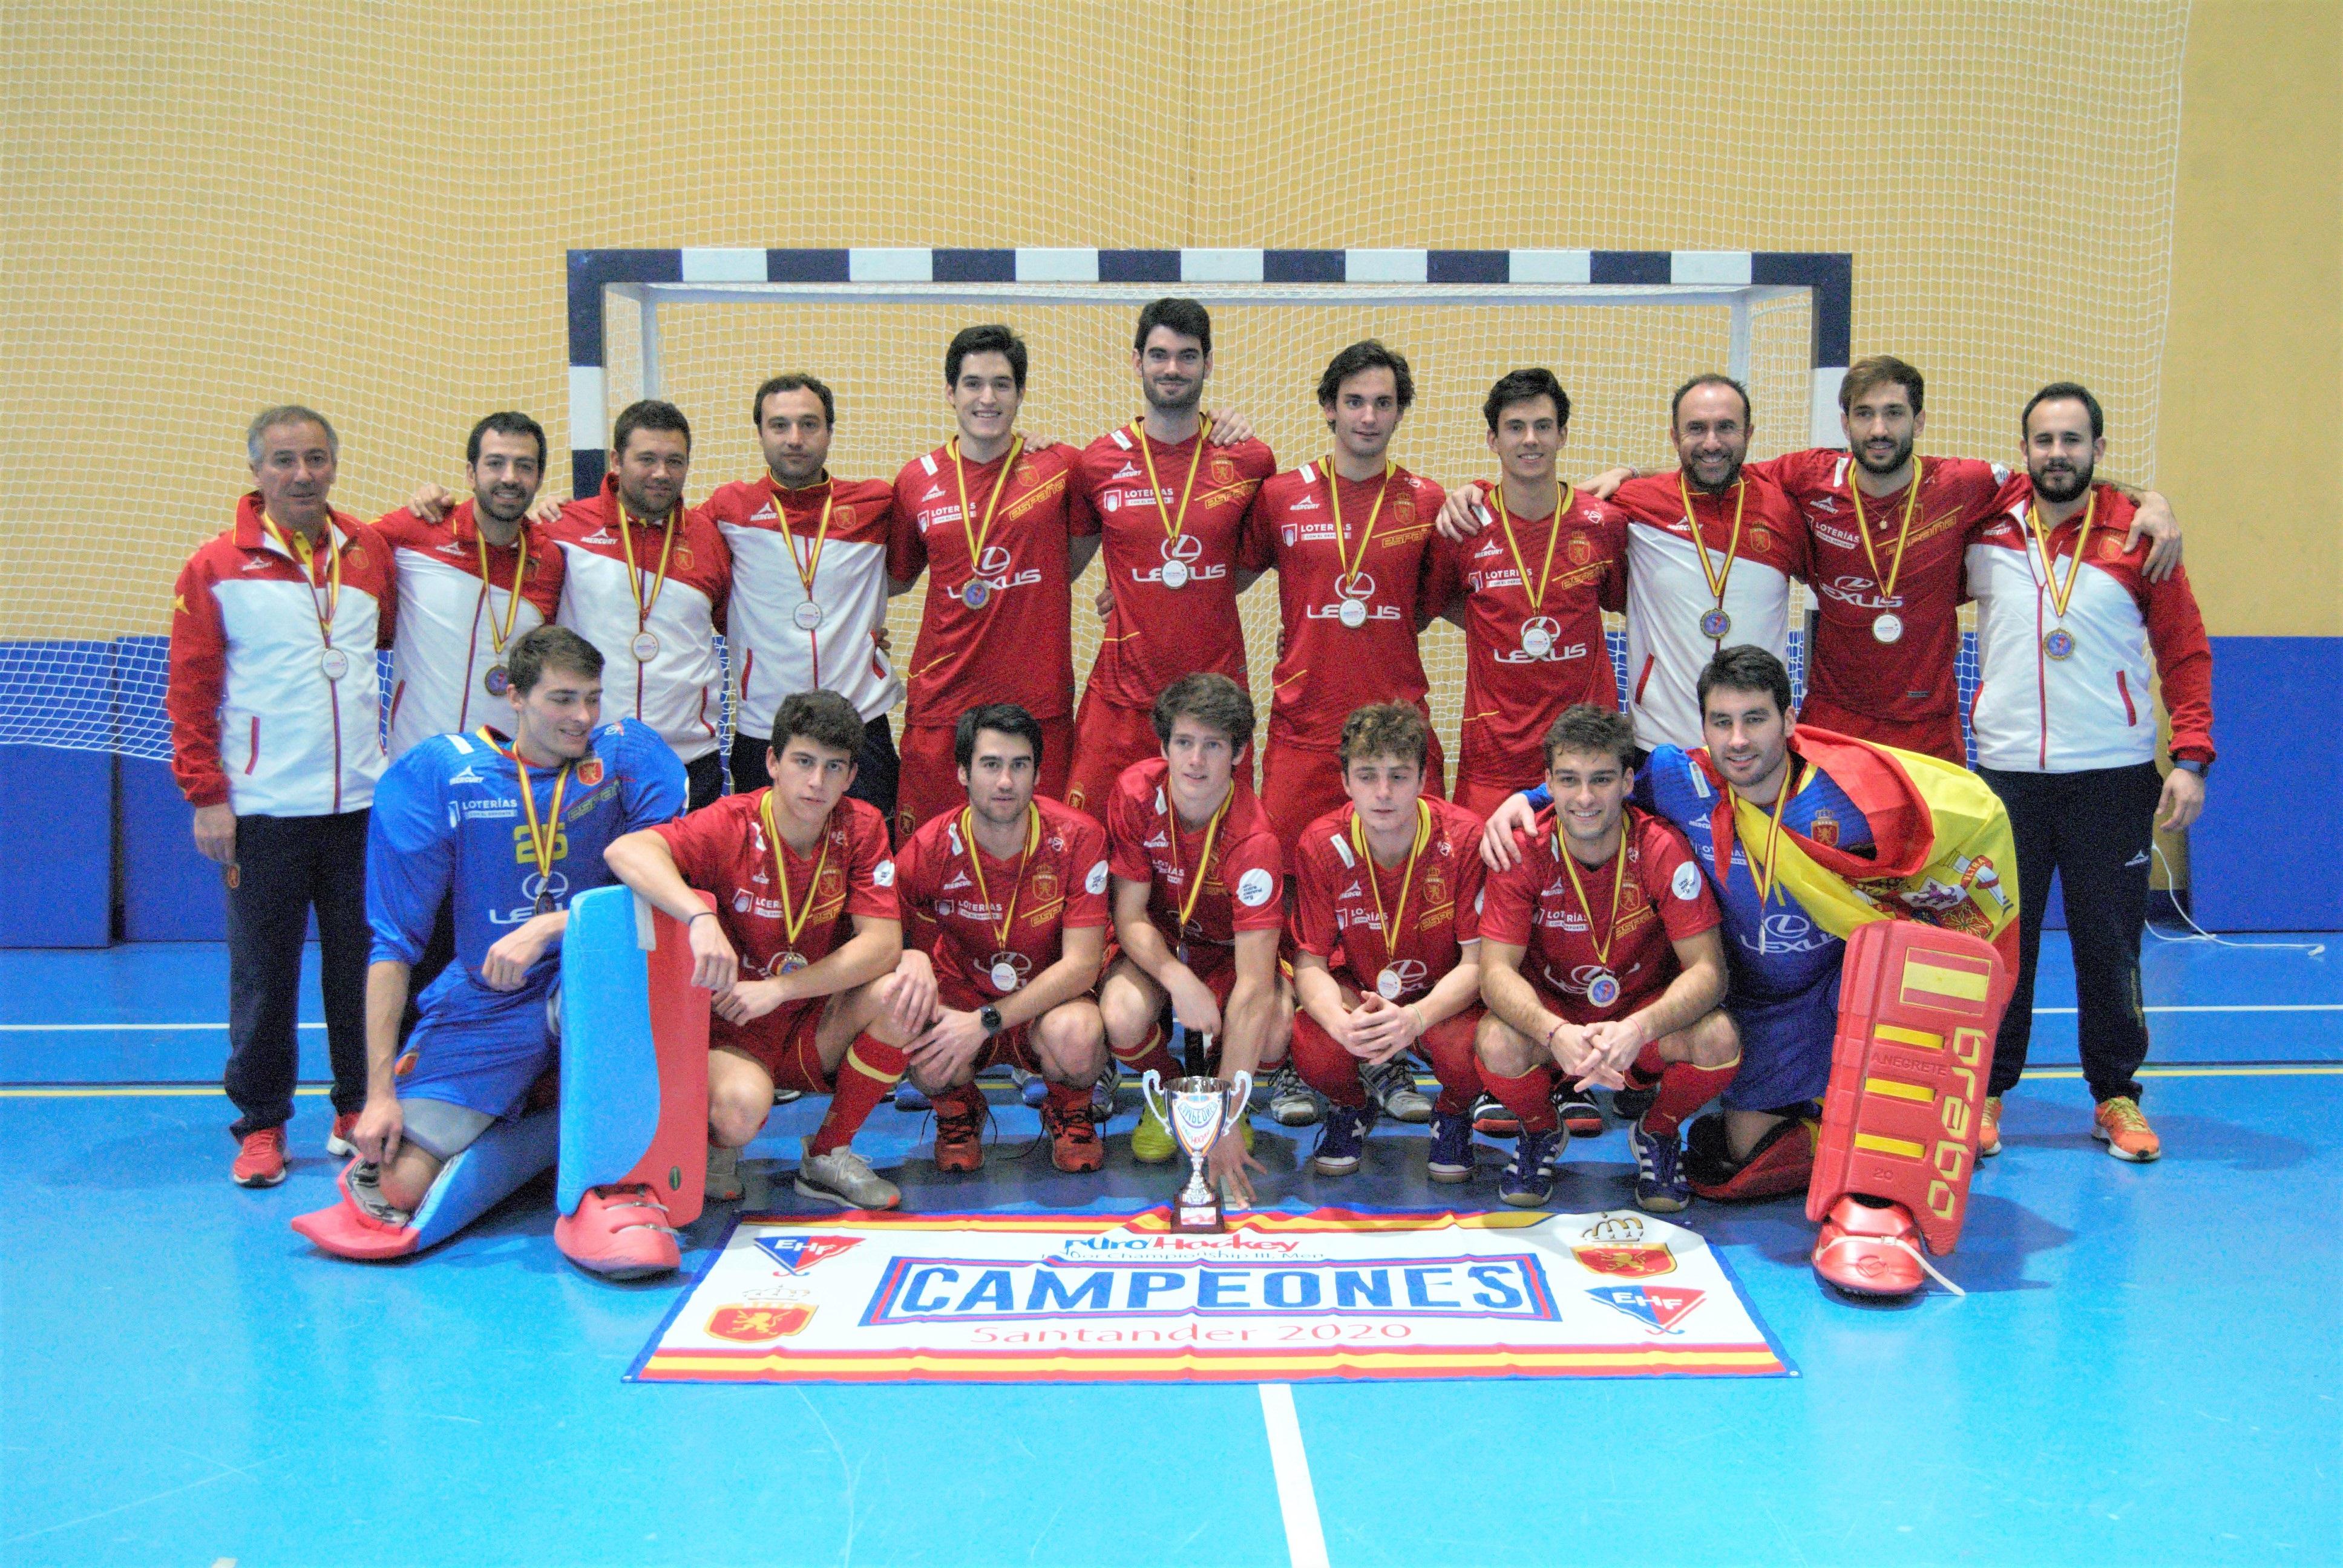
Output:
(1871, 611), (1904, 644)
(991, 960), (1020, 993)
(793, 601), (825, 630)
(1376, 966), (1404, 1001)
(630, 630), (660, 662)
(1337, 598), (1369, 630)
(318, 647), (350, 681)
(1521, 625), (1555, 659)
(1159, 558), (1190, 589)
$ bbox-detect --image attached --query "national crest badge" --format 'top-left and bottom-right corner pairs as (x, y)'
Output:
(706, 1302), (816, 1342)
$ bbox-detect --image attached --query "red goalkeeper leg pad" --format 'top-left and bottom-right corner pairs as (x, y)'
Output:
(1684, 1112), (1817, 1203)
(553, 1184), (681, 1280)
(1812, 1195), (1926, 1297)
(290, 1163), (422, 1261)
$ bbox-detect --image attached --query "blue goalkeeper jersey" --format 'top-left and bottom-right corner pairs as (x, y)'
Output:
(367, 719), (686, 988)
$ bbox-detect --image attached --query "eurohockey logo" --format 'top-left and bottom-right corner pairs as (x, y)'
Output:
(1585, 1284), (1705, 1334)
(755, 1235), (862, 1274)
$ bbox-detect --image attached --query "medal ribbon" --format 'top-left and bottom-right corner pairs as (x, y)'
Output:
(960, 803), (1041, 951)
(1133, 417), (1212, 549)
(951, 434), (1026, 588)
(1168, 788), (1233, 936)
(479, 727), (571, 903)
(1349, 799), (1430, 975)
(2025, 489), (2098, 624)
(778, 478), (837, 612)
(1555, 812), (1629, 969)
(1491, 481), (1575, 615)
(1849, 456), (1923, 604)
(1677, 474), (1747, 619)
(1319, 458), (1395, 593)
(615, 500), (680, 633)
(1741, 763), (1798, 909)
(263, 512), (342, 653)
(471, 517), (531, 658)
(759, 790), (836, 957)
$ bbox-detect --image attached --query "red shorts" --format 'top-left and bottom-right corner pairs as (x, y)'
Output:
(897, 713), (1075, 841)
(1289, 1002), (1484, 1111)
(719, 998), (835, 1094)
(932, 979), (1046, 1076)
(1795, 695), (1965, 768)
(1450, 772), (1533, 821)
(1261, 733), (1447, 857)
(1065, 687), (1156, 818)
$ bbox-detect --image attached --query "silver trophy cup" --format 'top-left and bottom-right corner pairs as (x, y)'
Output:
(1142, 1062), (1253, 1233)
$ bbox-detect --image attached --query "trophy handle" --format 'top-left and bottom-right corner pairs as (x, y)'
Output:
(1222, 1070), (1253, 1138)
(1140, 1069), (1167, 1127)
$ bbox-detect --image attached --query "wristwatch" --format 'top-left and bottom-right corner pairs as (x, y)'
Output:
(978, 1004), (1004, 1037)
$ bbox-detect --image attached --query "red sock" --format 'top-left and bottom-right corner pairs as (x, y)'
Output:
(1043, 1080), (1090, 1119)
(1418, 1015), (1483, 1116)
(809, 1034), (906, 1154)
(1626, 1040), (1667, 1090)
(1643, 1059), (1737, 1137)
(1110, 1023), (1181, 1085)
(1482, 1065), (1558, 1134)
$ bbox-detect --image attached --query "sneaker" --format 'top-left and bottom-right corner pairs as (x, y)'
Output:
(1265, 1062), (1321, 1127)
(1309, 1101), (1376, 1176)
(1010, 1065), (1049, 1109)
(893, 1080), (931, 1113)
(1609, 1082), (1658, 1124)
(1471, 1093), (1520, 1138)
(1365, 1060), (1434, 1123)
(933, 1089), (986, 1174)
(1042, 1097), (1104, 1174)
(1555, 1086), (1605, 1139)
(705, 1143), (744, 1203)
(2092, 1096), (2161, 1163)
(1979, 1095), (2005, 1157)
(772, 1086), (804, 1105)
(1426, 1109), (1475, 1183)
(1499, 1126), (1564, 1208)
(795, 1147), (902, 1209)
(1132, 1099), (1178, 1163)
(232, 1128), (287, 1187)
(326, 1111), (360, 1158)
(1092, 1060), (1122, 1123)
(1629, 1117), (1691, 1214)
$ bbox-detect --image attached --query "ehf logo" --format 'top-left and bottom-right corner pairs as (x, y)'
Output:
(754, 1235), (862, 1274)
(1586, 1284), (1705, 1334)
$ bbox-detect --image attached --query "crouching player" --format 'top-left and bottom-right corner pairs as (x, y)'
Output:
(1476, 705), (1732, 1212)
(1099, 672), (1293, 1203)
(892, 702), (1112, 1174)
(606, 691), (922, 1211)
(1288, 704), (1489, 1181)
(303, 627), (686, 1272)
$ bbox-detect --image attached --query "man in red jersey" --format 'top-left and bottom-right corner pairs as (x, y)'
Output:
(1066, 298), (1279, 815)
(700, 375), (903, 818)
(892, 703), (1112, 1174)
(1099, 673), (1292, 1200)
(605, 690), (923, 1212)
(1438, 370), (1625, 816)
(1244, 340), (1458, 854)
(1477, 705), (1732, 1214)
(373, 413), (566, 757)
(888, 324), (1096, 839)
(1288, 704), (1489, 1182)
(545, 400), (732, 808)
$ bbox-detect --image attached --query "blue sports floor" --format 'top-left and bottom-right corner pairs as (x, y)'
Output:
(4, 930), (2338, 1568)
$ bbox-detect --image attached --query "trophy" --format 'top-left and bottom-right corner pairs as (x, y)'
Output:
(1142, 1057), (1253, 1234)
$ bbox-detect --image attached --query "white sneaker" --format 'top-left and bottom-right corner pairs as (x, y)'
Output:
(1092, 1059), (1123, 1122)
(705, 1143), (743, 1203)
(1265, 1062), (1321, 1127)
(795, 1147), (902, 1210)
(1364, 1060), (1434, 1123)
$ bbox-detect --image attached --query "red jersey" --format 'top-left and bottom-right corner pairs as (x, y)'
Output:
(1073, 422), (1277, 707)
(1449, 482), (1627, 789)
(652, 791), (897, 1055)
(1289, 797), (1488, 1002)
(1244, 461), (1458, 751)
(1751, 450), (2016, 726)
(889, 439), (1092, 725)
(1480, 805), (1719, 1025)
(895, 796), (1111, 1005)
(1105, 758), (1286, 955)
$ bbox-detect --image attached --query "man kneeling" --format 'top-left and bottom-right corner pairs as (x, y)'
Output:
(891, 703), (1112, 1174)
(1476, 706), (1732, 1212)
(606, 691), (922, 1211)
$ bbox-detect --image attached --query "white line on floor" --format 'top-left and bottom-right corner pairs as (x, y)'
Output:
(1259, 1382), (1330, 1568)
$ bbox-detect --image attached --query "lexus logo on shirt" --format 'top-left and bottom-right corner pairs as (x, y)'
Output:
(1308, 571), (1399, 626)
(963, 543), (1041, 599)
(1138, 533), (1222, 586)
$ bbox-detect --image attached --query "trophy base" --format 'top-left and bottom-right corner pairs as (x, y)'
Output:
(1173, 1197), (1225, 1234)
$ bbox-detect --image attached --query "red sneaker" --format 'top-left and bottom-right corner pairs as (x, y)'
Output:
(933, 1087), (986, 1173)
(1043, 1097), (1104, 1174)
(232, 1128), (287, 1187)
(1978, 1095), (2004, 1158)
(327, 1111), (361, 1158)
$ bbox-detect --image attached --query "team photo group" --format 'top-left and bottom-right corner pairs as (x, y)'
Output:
(170, 295), (2217, 1302)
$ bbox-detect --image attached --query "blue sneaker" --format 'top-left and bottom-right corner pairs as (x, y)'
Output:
(1426, 1109), (1475, 1183)
(894, 1080), (931, 1113)
(1499, 1126), (1564, 1208)
(1309, 1101), (1376, 1176)
(1010, 1066), (1049, 1108)
(1630, 1116), (1691, 1214)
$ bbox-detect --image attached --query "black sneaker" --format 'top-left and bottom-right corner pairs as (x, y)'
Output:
(1555, 1086), (1605, 1138)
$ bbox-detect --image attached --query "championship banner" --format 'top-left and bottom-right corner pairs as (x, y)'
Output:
(628, 1207), (1791, 1385)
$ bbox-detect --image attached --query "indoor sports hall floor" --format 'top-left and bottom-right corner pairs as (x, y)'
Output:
(3, 929), (2336, 1568)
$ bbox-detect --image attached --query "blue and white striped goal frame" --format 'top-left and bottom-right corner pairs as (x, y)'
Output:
(565, 246), (1852, 498)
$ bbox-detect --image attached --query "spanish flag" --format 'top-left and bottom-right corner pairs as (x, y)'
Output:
(1696, 727), (2020, 974)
